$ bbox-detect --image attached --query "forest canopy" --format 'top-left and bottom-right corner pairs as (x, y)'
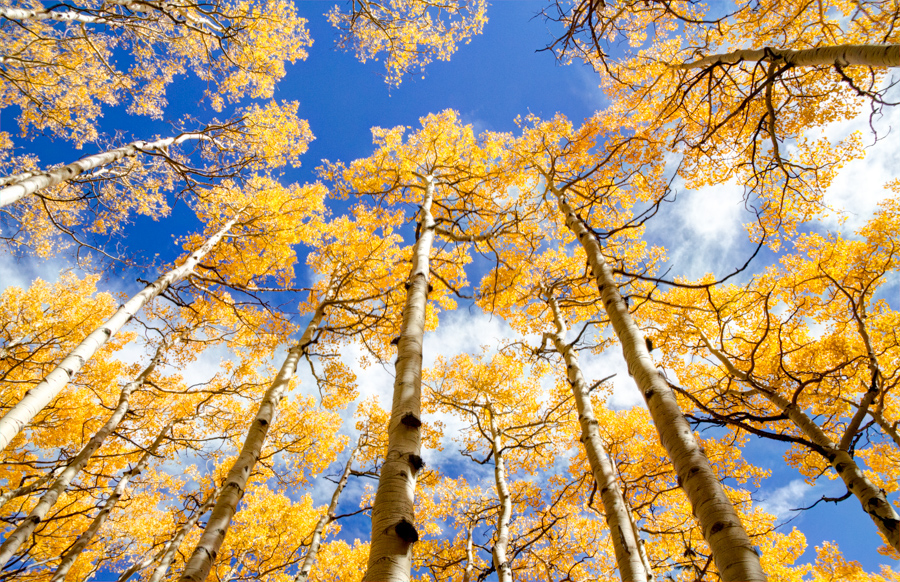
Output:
(0, 1), (898, 581)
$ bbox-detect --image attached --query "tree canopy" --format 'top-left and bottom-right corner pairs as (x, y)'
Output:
(0, 1), (898, 581)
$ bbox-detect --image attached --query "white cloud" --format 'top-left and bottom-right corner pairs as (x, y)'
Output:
(0, 251), (73, 293)
(758, 479), (814, 521)
(818, 89), (900, 235)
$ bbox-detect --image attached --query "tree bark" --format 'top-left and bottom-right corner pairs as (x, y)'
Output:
(363, 175), (436, 582)
(544, 292), (650, 582)
(294, 436), (361, 582)
(51, 419), (173, 582)
(462, 523), (474, 582)
(678, 44), (900, 70)
(178, 298), (330, 582)
(0, 133), (215, 208)
(142, 487), (220, 582)
(551, 188), (765, 581)
(487, 402), (513, 582)
(0, 212), (242, 453)
(0, 354), (158, 568)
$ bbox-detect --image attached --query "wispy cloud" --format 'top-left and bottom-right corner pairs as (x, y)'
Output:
(758, 479), (814, 520)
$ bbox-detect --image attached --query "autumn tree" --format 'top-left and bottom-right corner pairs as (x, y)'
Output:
(324, 109), (534, 581)
(0, 0), (311, 145)
(643, 194), (900, 554)
(545, 0), (899, 244)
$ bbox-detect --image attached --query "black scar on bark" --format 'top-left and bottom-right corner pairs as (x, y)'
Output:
(395, 518), (419, 543)
(645, 337), (654, 352)
(408, 454), (424, 472)
(400, 412), (422, 428)
(391, 336), (401, 346)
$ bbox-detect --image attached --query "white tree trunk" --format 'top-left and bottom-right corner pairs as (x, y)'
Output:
(363, 176), (436, 582)
(678, 43), (900, 69)
(487, 403), (513, 582)
(552, 189), (765, 581)
(294, 437), (360, 582)
(0, 6), (107, 24)
(544, 292), (649, 582)
(142, 487), (220, 582)
(463, 524), (475, 582)
(0, 213), (241, 453)
(51, 419), (173, 582)
(178, 299), (330, 582)
(0, 133), (213, 208)
(0, 355), (157, 568)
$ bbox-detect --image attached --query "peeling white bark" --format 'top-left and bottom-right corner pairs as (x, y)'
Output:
(0, 355), (157, 568)
(544, 292), (649, 582)
(0, 133), (215, 208)
(294, 437), (360, 582)
(487, 402), (512, 582)
(178, 299), (330, 582)
(0, 213), (242, 453)
(51, 419), (173, 582)
(143, 487), (220, 582)
(551, 188), (764, 581)
(364, 176), (436, 582)
(678, 44), (900, 69)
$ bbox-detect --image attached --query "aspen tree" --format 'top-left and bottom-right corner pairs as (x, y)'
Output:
(0, 349), (160, 567)
(545, 0), (899, 243)
(50, 420), (175, 582)
(541, 289), (649, 582)
(138, 487), (221, 582)
(177, 204), (405, 580)
(0, 101), (313, 260)
(426, 351), (568, 581)
(501, 113), (764, 580)
(0, 0), (312, 144)
(325, 110), (525, 581)
(645, 199), (900, 553)
(294, 435), (361, 582)
(0, 211), (244, 452)
(177, 295), (333, 582)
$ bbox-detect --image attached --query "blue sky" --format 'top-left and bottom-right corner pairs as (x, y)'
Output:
(1, 0), (899, 578)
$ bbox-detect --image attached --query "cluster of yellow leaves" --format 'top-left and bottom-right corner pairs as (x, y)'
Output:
(327, 0), (487, 86)
(0, 0), (312, 144)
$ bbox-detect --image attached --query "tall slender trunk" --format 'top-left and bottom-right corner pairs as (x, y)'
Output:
(551, 188), (764, 581)
(51, 419), (173, 582)
(699, 334), (900, 552)
(178, 298), (330, 582)
(0, 133), (214, 208)
(0, 354), (158, 567)
(487, 402), (512, 582)
(625, 494), (655, 582)
(677, 44), (900, 70)
(462, 523), (474, 582)
(363, 176), (436, 582)
(543, 292), (649, 582)
(294, 437), (361, 582)
(0, 213), (242, 453)
(124, 487), (219, 582)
